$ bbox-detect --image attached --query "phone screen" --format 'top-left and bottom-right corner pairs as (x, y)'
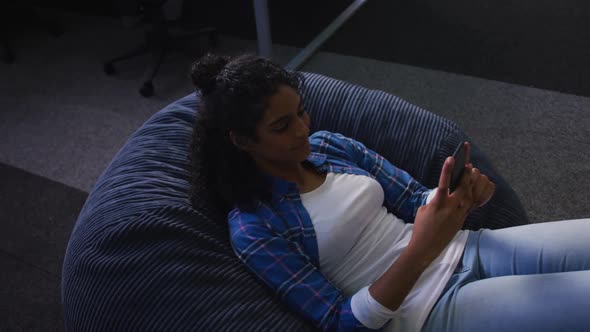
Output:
(449, 142), (467, 192)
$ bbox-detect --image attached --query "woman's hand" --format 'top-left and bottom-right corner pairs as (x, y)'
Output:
(368, 157), (475, 310)
(467, 164), (495, 207)
(463, 142), (495, 208)
(369, 145), (497, 310)
(409, 147), (478, 263)
(409, 143), (495, 263)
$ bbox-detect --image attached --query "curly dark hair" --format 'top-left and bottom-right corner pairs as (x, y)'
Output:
(189, 53), (304, 214)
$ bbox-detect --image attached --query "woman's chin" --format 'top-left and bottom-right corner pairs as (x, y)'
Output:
(298, 143), (311, 160)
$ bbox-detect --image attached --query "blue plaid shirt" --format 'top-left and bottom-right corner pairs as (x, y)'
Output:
(228, 131), (432, 331)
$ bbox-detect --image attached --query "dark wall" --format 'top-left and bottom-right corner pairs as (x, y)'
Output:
(188, 0), (590, 97)
(31, 0), (114, 16)
(33, 0), (590, 97)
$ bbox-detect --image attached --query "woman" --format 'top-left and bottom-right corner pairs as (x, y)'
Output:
(189, 53), (590, 332)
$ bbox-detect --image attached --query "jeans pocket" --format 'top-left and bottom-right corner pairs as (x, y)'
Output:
(453, 252), (471, 274)
(454, 264), (470, 274)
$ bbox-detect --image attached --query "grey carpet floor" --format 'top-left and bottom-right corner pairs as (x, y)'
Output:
(1, 8), (589, 332)
(0, 163), (87, 331)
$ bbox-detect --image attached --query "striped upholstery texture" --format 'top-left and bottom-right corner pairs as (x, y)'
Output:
(62, 72), (528, 331)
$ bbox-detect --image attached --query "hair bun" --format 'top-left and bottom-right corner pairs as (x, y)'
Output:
(190, 53), (231, 95)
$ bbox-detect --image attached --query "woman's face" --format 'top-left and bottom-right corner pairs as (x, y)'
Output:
(238, 85), (311, 167)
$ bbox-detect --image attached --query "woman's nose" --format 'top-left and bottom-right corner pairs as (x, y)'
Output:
(295, 117), (309, 137)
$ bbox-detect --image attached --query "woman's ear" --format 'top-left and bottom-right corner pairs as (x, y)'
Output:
(229, 131), (251, 151)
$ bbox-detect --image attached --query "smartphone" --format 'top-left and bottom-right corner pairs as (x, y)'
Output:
(449, 142), (467, 193)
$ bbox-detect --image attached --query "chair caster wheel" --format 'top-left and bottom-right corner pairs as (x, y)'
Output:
(140, 81), (154, 97)
(104, 62), (116, 75)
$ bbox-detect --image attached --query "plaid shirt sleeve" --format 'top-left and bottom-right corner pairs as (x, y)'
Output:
(228, 209), (378, 332)
(331, 132), (432, 222)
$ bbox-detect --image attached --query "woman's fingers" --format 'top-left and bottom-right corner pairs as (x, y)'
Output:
(477, 177), (496, 207)
(450, 163), (475, 211)
(436, 157), (454, 203)
(460, 163), (474, 191)
(470, 168), (484, 202)
(464, 142), (471, 166)
(468, 167), (496, 207)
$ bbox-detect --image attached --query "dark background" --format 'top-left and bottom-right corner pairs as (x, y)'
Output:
(23, 0), (590, 97)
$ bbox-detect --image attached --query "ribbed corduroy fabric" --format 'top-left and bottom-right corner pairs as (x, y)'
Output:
(61, 72), (528, 331)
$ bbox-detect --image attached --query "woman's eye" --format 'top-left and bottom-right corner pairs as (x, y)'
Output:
(273, 124), (288, 132)
(273, 111), (305, 133)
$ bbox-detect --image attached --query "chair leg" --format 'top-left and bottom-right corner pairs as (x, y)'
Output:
(139, 47), (167, 97)
(104, 43), (151, 75)
(147, 47), (166, 82)
(105, 43), (150, 65)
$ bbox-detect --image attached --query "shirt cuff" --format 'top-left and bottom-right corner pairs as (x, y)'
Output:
(426, 188), (438, 204)
(350, 286), (397, 329)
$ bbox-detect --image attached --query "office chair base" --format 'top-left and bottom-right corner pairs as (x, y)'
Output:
(104, 2), (217, 98)
(103, 62), (156, 98)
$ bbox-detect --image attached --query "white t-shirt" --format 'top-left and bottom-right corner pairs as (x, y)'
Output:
(300, 172), (468, 332)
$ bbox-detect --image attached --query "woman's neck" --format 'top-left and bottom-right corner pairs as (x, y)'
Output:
(254, 159), (307, 185)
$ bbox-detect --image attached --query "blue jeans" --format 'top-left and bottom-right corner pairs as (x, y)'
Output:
(422, 218), (590, 332)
